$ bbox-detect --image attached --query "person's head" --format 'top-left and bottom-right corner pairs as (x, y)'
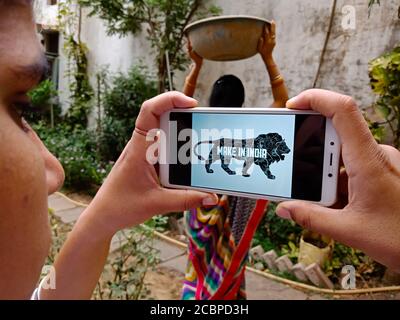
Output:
(0, 0), (65, 195)
(209, 75), (245, 108)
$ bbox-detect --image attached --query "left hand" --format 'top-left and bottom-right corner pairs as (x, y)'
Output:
(82, 92), (218, 238)
(258, 21), (276, 60)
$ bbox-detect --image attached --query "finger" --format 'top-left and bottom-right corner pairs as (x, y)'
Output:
(276, 201), (354, 243)
(286, 89), (379, 164)
(338, 168), (348, 197)
(264, 23), (270, 39)
(333, 168), (349, 209)
(379, 144), (400, 172)
(156, 189), (218, 213)
(135, 91), (198, 133)
(270, 20), (276, 37)
(258, 37), (264, 51)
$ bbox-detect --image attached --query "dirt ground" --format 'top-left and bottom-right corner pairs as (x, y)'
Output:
(143, 267), (184, 300)
(63, 190), (93, 205)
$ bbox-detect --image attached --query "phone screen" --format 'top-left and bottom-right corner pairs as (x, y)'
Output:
(168, 112), (326, 201)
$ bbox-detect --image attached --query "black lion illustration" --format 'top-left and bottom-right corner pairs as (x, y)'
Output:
(193, 133), (291, 180)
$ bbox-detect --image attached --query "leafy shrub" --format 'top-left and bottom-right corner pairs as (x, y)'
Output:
(45, 209), (158, 300)
(369, 46), (400, 148)
(253, 202), (303, 255)
(29, 79), (57, 108)
(93, 226), (159, 300)
(98, 66), (158, 161)
(33, 122), (111, 191)
(253, 203), (385, 284)
(325, 243), (385, 283)
(25, 79), (61, 125)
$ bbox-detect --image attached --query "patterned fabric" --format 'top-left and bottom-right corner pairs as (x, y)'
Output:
(229, 197), (257, 245)
(182, 196), (267, 300)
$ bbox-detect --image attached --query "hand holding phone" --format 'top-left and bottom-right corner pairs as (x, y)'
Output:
(159, 107), (341, 206)
(87, 92), (218, 236)
(275, 89), (400, 272)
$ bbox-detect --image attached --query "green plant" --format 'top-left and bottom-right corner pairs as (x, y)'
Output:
(94, 66), (110, 136)
(24, 79), (61, 125)
(269, 269), (298, 282)
(44, 207), (160, 300)
(253, 203), (302, 255)
(145, 215), (169, 233)
(58, 0), (94, 129)
(45, 209), (73, 265)
(93, 226), (160, 300)
(28, 79), (57, 109)
(33, 122), (111, 191)
(252, 204), (384, 285)
(363, 111), (386, 143)
(63, 36), (94, 128)
(324, 243), (385, 284)
(97, 66), (158, 161)
(281, 241), (300, 263)
(368, 0), (380, 14)
(80, 0), (221, 92)
(369, 46), (400, 148)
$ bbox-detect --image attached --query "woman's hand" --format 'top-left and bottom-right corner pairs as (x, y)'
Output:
(82, 92), (217, 238)
(258, 21), (277, 61)
(183, 40), (203, 97)
(187, 39), (203, 67)
(276, 89), (400, 272)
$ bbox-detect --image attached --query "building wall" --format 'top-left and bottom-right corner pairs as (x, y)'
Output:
(35, 0), (400, 113)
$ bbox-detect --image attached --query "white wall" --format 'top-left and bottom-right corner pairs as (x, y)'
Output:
(191, 0), (400, 109)
(36, 0), (400, 113)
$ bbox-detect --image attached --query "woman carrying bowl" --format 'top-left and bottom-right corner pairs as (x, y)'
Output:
(181, 22), (290, 300)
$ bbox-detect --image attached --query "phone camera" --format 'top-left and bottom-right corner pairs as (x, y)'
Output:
(330, 142), (335, 146)
(328, 173), (333, 178)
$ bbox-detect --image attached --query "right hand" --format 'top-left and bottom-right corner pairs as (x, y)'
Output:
(187, 39), (203, 66)
(258, 21), (277, 61)
(276, 89), (400, 272)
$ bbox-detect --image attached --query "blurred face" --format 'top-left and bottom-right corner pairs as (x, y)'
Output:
(0, 0), (64, 194)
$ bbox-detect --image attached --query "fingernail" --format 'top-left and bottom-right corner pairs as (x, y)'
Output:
(202, 196), (217, 206)
(276, 207), (292, 220)
(187, 97), (198, 106)
(184, 95), (197, 102)
(286, 96), (298, 109)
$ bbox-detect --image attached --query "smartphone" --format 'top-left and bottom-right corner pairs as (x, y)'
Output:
(159, 108), (341, 206)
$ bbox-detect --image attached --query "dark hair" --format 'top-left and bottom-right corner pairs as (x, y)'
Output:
(209, 75), (245, 108)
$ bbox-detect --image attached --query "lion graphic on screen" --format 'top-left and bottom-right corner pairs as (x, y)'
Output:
(193, 133), (291, 180)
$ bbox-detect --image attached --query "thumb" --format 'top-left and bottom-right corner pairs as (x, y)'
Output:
(276, 201), (351, 241)
(157, 189), (218, 213)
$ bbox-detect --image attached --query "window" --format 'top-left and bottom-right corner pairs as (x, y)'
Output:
(43, 31), (59, 56)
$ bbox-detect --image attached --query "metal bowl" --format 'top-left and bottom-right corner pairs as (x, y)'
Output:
(184, 15), (270, 61)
